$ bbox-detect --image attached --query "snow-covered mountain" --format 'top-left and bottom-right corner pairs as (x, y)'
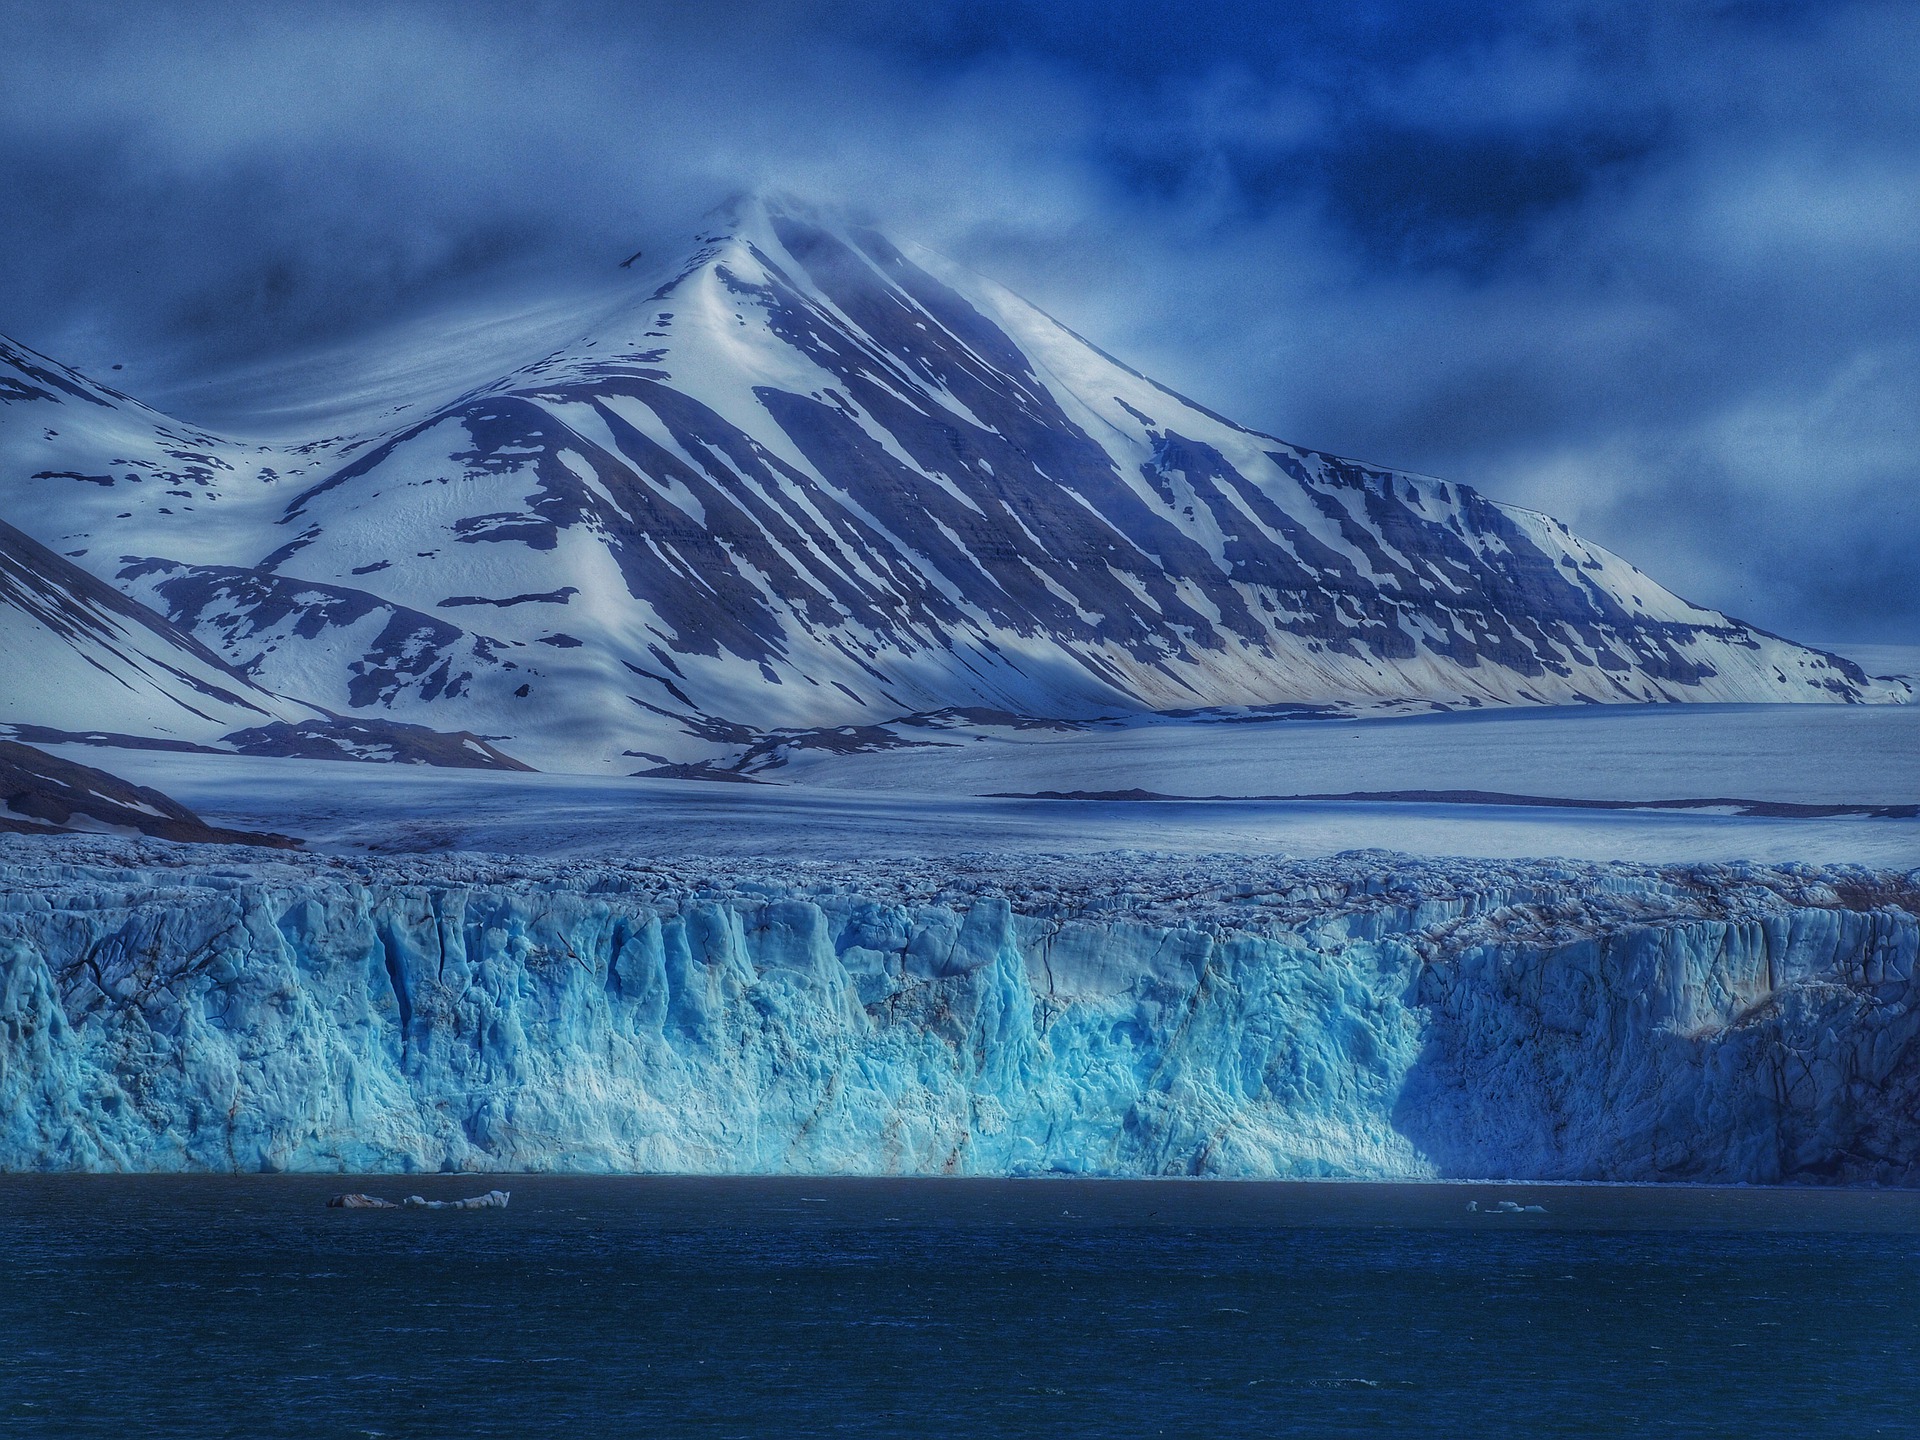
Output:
(0, 513), (293, 744)
(0, 492), (528, 771)
(0, 199), (1904, 772)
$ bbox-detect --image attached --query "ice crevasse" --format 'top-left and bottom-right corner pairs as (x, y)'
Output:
(0, 840), (1915, 1183)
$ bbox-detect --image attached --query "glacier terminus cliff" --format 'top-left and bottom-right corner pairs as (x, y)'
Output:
(2, 837), (1913, 1184)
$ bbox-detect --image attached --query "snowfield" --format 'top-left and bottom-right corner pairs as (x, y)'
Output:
(35, 698), (1920, 867)
(762, 701), (1920, 807)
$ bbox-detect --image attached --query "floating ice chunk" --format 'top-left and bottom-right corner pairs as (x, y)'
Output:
(328, 1189), (509, 1209)
(402, 1190), (511, 1210)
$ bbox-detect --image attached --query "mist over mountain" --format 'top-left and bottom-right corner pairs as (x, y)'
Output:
(2, 1), (1914, 645)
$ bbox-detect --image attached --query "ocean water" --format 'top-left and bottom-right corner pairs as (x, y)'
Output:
(1, 1178), (1916, 1438)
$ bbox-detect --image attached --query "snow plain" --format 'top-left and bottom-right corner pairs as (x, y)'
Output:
(770, 702), (1920, 807)
(42, 701), (1920, 866)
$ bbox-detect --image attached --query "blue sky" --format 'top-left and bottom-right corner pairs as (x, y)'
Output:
(1, 0), (1914, 641)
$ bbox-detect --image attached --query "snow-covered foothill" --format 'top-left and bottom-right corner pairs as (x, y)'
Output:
(0, 515), (301, 744)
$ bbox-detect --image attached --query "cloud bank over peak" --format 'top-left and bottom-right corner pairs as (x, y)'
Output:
(0, 0), (1914, 642)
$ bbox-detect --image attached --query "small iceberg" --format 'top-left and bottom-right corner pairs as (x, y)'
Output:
(1467, 1199), (1548, 1214)
(327, 1189), (510, 1210)
(404, 1190), (511, 1210)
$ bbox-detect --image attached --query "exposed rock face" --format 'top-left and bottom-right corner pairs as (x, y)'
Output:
(2, 839), (1913, 1183)
(0, 740), (295, 847)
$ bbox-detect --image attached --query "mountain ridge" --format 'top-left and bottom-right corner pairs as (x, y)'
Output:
(0, 198), (1905, 773)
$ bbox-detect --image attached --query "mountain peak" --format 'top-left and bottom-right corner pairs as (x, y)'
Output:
(0, 206), (1903, 772)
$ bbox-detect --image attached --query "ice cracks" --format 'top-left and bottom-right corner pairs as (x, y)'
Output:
(0, 848), (1915, 1182)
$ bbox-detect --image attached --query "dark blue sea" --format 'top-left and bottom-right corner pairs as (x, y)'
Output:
(1, 1176), (1916, 1438)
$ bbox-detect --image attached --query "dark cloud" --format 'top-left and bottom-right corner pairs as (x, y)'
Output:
(0, 0), (1914, 640)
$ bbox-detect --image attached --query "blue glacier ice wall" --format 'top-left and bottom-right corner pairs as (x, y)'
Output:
(1, 841), (1915, 1181)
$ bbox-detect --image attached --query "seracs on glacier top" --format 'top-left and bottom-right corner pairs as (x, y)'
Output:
(0, 197), (1904, 772)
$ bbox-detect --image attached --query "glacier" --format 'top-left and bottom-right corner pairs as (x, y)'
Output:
(1, 836), (1915, 1183)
